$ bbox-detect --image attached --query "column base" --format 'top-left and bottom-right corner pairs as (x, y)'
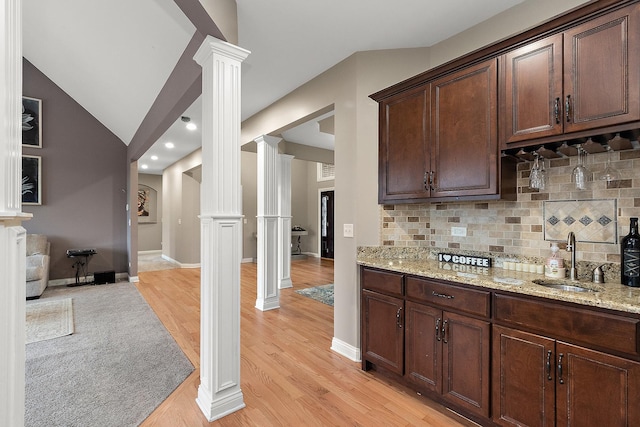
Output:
(278, 277), (293, 289)
(196, 385), (246, 422)
(255, 296), (280, 311)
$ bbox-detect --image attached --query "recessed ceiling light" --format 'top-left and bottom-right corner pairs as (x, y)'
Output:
(141, 164), (148, 169)
(165, 142), (175, 149)
(186, 123), (197, 131)
(151, 155), (158, 160)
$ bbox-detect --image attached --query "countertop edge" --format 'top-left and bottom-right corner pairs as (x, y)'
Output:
(357, 257), (640, 316)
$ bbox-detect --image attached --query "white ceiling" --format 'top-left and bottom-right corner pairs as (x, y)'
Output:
(23, 0), (525, 175)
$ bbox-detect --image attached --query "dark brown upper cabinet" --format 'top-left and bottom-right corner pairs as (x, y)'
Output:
(378, 85), (430, 202)
(431, 59), (498, 199)
(501, 3), (640, 147)
(377, 59), (500, 204)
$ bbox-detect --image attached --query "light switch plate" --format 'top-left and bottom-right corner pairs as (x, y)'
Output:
(343, 223), (354, 238)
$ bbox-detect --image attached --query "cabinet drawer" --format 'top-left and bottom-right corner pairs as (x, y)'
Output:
(361, 267), (404, 297)
(406, 276), (490, 318)
(494, 293), (640, 356)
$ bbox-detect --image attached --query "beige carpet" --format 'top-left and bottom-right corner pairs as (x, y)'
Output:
(26, 298), (74, 344)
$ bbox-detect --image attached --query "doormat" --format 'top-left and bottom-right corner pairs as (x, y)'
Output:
(295, 284), (334, 306)
(26, 298), (74, 344)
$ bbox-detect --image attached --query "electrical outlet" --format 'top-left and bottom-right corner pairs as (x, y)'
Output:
(343, 224), (354, 238)
(451, 226), (467, 237)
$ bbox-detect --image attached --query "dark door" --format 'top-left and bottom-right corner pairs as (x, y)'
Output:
(430, 59), (498, 198)
(564, 4), (640, 132)
(320, 190), (334, 259)
(442, 311), (491, 418)
(492, 325), (556, 427)
(378, 85), (430, 202)
(361, 290), (404, 375)
(556, 341), (640, 427)
(404, 301), (441, 393)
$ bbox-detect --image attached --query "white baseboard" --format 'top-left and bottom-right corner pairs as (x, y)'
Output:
(241, 258), (254, 263)
(331, 337), (361, 362)
(49, 271), (129, 287)
(179, 263), (201, 269)
(303, 251), (320, 258)
(138, 250), (162, 255)
(129, 275), (139, 283)
(161, 254), (178, 263)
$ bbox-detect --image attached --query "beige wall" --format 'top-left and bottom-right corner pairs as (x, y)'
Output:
(162, 149), (202, 264)
(239, 0), (598, 353)
(240, 151), (329, 260)
(138, 174), (163, 252)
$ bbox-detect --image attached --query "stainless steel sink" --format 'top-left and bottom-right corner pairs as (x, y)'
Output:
(532, 279), (595, 293)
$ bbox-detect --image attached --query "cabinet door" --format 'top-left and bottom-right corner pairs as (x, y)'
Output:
(501, 33), (564, 144)
(564, 3), (640, 132)
(556, 342), (640, 427)
(378, 85), (429, 203)
(431, 59), (498, 198)
(442, 311), (491, 418)
(492, 325), (555, 427)
(404, 301), (441, 393)
(362, 290), (404, 375)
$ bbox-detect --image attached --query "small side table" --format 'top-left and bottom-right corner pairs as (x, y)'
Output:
(291, 230), (308, 255)
(66, 248), (97, 286)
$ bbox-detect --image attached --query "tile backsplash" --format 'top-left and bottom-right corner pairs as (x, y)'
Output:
(380, 149), (640, 264)
(543, 199), (617, 243)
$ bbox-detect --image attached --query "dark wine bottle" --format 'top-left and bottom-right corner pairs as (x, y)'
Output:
(621, 217), (640, 287)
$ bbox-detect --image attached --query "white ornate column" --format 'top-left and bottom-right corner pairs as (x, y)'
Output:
(278, 154), (294, 289)
(0, 0), (28, 426)
(193, 36), (249, 422)
(255, 135), (281, 310)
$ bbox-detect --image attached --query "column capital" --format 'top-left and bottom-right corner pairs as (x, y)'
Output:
(279, 154), (295, 162)
(254, 135), (282, 147)
(194, 36), (250, 66)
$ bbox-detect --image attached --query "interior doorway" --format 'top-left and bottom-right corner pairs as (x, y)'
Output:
(320, 189), (334, 259)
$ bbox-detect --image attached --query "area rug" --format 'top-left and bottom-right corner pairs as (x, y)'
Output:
(26, 298), (74, 344)
(295, 284), (334, 306)
(25, 282), (194, 427)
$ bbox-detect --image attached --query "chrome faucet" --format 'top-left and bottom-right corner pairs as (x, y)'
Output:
(567, 232), (577, 280)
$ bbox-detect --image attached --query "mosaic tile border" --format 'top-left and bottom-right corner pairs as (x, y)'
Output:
(543, 199), (617, 244)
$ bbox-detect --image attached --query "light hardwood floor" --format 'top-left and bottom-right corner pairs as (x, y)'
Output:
(135, 258), (477, 426)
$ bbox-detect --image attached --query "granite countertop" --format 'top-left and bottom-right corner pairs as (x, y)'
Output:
(357, 255), (640, 316)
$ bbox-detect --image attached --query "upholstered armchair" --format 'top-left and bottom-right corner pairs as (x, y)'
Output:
(26, 234), (50, 299)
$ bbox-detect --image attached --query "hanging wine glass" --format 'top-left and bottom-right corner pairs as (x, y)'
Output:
(529, 153), (542, 189)
(539, 156), (548, 190)
(598, 146), (620, 183)
(571, 145), (591, 190)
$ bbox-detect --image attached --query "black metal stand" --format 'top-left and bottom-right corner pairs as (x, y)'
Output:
(66, 249), (97, 287)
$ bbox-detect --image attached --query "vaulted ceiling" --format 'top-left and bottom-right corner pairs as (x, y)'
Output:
(22, 0), (525, 174)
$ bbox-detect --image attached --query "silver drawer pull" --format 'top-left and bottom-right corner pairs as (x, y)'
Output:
(432, 291), (454, 299)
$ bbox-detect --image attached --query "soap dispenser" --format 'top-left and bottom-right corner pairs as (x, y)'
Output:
(545, 242), (566, 278)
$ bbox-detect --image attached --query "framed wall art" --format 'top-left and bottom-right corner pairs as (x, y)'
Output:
(22, 96), (42, 148)
(22, 155), (41, 205)
(137, 184), (157, 223)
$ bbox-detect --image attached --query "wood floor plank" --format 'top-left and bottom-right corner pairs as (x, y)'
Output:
(136, 258), (476, 426)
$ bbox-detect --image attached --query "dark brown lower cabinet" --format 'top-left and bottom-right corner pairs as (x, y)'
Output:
(493, 325), (640, 427)
(361, 289), (404, 375)
(405, 302), (490, 418)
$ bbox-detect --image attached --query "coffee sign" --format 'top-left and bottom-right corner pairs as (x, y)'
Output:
(438, 253), (492, 267)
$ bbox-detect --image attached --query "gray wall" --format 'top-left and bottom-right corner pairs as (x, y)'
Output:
(22, 59), (128, 280)
(137, 174), (163, 252)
